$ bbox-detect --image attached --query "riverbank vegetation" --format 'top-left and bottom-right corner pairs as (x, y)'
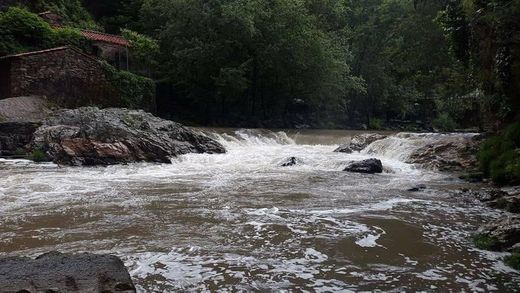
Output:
(2, 0), (518, 130)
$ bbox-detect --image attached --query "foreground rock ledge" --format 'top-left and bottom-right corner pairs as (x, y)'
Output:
(30, 107), (226, 166)
(0, 251), (135, 292)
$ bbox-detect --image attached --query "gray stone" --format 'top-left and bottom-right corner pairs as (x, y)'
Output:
(0, 251), (135, 292)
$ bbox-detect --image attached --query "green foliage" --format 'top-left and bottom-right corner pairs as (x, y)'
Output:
(29, 149), (50, 162)
(504, 253), (520, 270)
(432, 113), (458, 132)
(121, 29), (160, 75)
(102, 62), (155, 109)
(478, 122), (520, 186)
(369, 118), (383, 130)
(473, 234), (500, 251)
(0, 7), (89, 56)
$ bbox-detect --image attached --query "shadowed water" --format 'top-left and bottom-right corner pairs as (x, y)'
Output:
(0, 129), (518, 291)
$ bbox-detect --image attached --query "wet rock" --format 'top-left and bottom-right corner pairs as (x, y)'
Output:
(343, 158), (383, 174)
(30, 107), (226, 166)
(0, 122), (41, 157)
(476, 216), (520, 251)
(488, 194), (520, 213)
(0, 251), (135, 292)
(407, 134), (483, 171)
(334, 133), (387, 153)
(280, 156), (303, 167)
(408, 184), (427, 192)
(472, 188), (509, 202)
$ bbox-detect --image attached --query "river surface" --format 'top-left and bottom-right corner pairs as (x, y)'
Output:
(0, 129), (519, 291)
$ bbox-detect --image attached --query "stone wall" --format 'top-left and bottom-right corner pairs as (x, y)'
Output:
(6, 48), (121, 107)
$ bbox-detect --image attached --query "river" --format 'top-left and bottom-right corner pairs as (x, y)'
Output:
(0, 129), (519, 291)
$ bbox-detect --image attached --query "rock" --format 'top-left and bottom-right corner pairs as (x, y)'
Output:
(0, 251), (135, 292)
(488, 194), (520, 213)
(334, 133), (387, 153)
(30, 107), (226, 166)
(280, 156), (303, 167)
(476, 216), (520, 251)
(407, 134), (483, 171)
(0, 122), (41, 157)
(343, 158), (383, 174)
(472, 188), (509, 202)
(408, 184), (427, 192)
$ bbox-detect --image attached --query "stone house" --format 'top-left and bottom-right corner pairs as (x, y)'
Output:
(0, 46), (118, 106)
(39, 11), (132, 70)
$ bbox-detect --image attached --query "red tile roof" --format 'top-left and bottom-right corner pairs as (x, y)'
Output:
(80, 30), (131, 47)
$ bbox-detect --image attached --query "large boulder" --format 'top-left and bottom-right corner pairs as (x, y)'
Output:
(0, 251), (135, 292)
(406, 134), (482, 171)
(31, 107), (226, 166)
(334, 133), (387, 153)
(343, 158), (383, 174)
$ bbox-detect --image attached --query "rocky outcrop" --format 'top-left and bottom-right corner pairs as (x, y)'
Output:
(343, 158), (383, 174)
(406, 134), (483, 171)
(280, 156), (303, 167)
(0, 122), (41, 157)
(30, 107), (226, 166)
(0, 251), (135, 292)
(334, 134), (387, 153)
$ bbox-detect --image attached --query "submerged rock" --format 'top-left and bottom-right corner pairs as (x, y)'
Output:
(334, 133), (387, 153)
(280, 156), (303, 167)
(30, 107), (226, 166)
(343, 158), (383, 174)
(0, 251), (135, 292)
(407, 184), (427, 192)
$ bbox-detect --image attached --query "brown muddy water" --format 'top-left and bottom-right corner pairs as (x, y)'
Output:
(0, 129), (519, 291)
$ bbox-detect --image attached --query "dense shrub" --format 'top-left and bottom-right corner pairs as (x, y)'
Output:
(102, 62), (155, 110)
(0, 7), (89, 56)
(478, 122), (520, 186)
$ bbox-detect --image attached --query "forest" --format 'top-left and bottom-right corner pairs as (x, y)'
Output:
(0, 0), (519, 130)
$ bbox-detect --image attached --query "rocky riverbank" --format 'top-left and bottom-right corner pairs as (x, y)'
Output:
(0, 107), (226, 166)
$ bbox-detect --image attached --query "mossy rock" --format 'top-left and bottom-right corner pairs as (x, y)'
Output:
(504, 253), (520, 270)
(473, 234), (501, 251)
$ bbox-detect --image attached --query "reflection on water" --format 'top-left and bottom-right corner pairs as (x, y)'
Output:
(0, 129), (518, 291)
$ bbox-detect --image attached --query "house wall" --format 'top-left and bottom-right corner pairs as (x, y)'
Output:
(7, 48), (120, 107)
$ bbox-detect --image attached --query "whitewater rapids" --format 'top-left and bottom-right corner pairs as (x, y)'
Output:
(0, 129), (518, 291)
